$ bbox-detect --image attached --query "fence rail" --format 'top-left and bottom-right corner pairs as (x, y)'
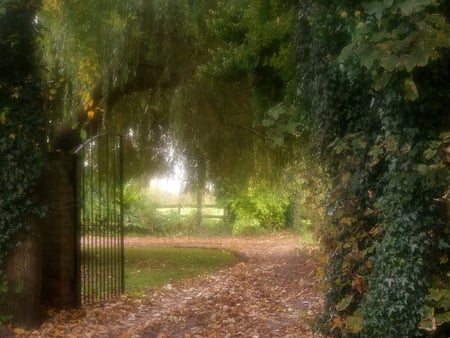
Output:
(156, 205), (225, 219)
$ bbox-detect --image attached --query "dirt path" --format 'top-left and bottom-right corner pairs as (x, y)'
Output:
(16, 234), (323, 338)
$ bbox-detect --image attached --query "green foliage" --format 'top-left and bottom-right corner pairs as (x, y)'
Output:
(294, 0), (450, 336)
(339, 0), (450, 95)
(123, 182), (160, 234)
(0, 1), (45, 324)
(228, 187), (289, 235)
(205, 0), (297, 115)
(0, 0), (45, 283)
(123, 182), (232, 236)
(232, 218), (264, 236)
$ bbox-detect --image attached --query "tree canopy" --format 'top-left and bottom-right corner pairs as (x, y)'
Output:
(38, 0), (297, 196)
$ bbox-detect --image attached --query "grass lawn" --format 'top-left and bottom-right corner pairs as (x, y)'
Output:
(125, 247), (237, 294)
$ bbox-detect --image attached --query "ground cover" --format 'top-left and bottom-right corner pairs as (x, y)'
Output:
(125, 247), (238, 293)
(13, 234), (323, 337)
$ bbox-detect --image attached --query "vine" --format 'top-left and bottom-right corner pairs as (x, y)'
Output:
(0, 0), (46, 310)
(295, 0), (450, 336)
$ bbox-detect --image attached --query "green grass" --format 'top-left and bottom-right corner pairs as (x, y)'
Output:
(124, 247), (237, 294)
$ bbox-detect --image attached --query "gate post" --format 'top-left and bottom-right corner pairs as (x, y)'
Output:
(39, 152), (78, 308)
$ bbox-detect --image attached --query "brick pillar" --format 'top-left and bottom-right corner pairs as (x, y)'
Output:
(38, 152), (78, 308)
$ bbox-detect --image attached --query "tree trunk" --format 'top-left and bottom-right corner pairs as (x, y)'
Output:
(195, 158), (206, 227)
(5, 218), (42, 328)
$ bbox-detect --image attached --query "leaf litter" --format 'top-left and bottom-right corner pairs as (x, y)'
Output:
(14, 234), (323, 337)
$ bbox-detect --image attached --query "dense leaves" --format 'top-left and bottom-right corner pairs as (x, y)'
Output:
(38, 0), (308, 229)
(293, 0), (450, 336)
(0, 0), (45, 285)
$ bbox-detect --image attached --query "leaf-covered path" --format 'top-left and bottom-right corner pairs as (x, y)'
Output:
(16, 234), (322, 337)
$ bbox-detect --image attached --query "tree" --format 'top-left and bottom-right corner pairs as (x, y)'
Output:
(38, 0), (294, 204)
(0, 0), (46, 327)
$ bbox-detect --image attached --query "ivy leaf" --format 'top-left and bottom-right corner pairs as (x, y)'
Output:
(429, 288), (450, 310)
(363, 1), (387, 21)
(345, 312), (363, 333)
(395, 0), (438, 16)
(339, 44), (354, 63)
(403, 76), (418, 100)
(404, 47), (428, 72)
(440, 131), (450, 142)
(423, 148), (437, 160)
(374, 71), (392, 91)
(336, 294), (353, 311)
(435, 311), (450, 326)
(417, 164), (428, 173)
(380, 54), (400, 72)
(352, 137), (367, 150)
(0, 107), (8, 124)
(418, 305), (434, 331)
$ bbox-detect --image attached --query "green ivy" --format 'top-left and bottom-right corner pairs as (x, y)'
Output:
(0, 0), (45, 290)
(294, 0), (450, 336)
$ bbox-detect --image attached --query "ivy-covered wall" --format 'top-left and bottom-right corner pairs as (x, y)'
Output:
(294, 0), (450, 336)
(0, 0), (46, 321)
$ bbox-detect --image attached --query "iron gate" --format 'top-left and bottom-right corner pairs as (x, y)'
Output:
(75, 133), (124, 304)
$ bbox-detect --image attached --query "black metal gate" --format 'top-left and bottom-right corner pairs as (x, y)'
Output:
(75, 133), (124, 304)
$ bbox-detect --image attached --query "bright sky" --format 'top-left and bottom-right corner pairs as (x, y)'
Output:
(149, 157), (186, 195)
(149, 176), (184, 195)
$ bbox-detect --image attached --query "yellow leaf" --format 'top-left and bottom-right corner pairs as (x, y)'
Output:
(404, 76), (418, 101)
(331, 315), (344, 330)
(339, 217), (354, 226)
(13, 328), (25, 335)
(345, 313), (363, 333)
(87, 110), (95, 120)
(352, 274), (367, 294)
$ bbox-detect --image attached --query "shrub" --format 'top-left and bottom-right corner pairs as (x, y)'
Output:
(229, 188), (289, 233)
(232, 218), (265, 236)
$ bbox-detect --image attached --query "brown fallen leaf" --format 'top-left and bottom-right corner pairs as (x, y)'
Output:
(14, 234), (323, 338)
